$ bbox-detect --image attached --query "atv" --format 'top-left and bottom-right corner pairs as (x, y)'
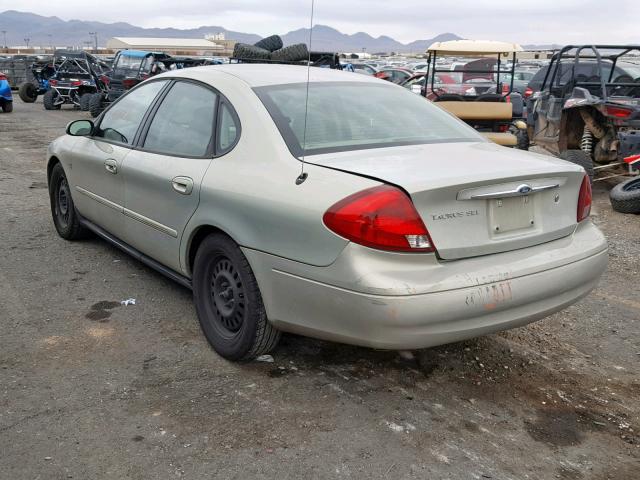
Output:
(18, 57), (56, 103)
(43, 51), (109, 111)
(530, 45), (640, 213)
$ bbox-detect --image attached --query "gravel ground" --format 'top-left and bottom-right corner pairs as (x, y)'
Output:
(1, 98), (639, 480)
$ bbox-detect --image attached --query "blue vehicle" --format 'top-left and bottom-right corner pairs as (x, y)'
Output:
(0, 72), (13, 112)
(18, 58), (56, 103)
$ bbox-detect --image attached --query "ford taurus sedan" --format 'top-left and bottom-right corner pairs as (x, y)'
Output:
(47, 64), (608, 360)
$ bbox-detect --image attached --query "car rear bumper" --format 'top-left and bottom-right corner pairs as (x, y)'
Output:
(243, 221), (607, 350)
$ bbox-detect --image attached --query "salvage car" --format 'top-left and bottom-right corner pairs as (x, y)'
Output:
(48, 65), (608, 360)
(0, 71), (13, 112)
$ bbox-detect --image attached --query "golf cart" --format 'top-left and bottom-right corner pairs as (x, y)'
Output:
(89, 50), (215, 117)
(530, 45), (640, 213)
(42, 51), (109, 111)
(18, 56), (57, 103)
(421, 40), (528, 149)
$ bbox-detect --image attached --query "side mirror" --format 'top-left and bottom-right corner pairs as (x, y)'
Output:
(66, 119), (94, 136)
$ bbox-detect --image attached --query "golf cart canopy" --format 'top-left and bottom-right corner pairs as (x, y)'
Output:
(427, 40), (524, 57)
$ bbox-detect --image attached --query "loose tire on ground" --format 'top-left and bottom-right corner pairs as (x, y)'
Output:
(232, 43), (272, 61)
(609, 177), (640, 214)
(48, 163), (90, 240)
(1, 101), (13, 113)
(18, 82), (38, 103)
(193, 234), (281, 361)
(271, 43), (310, 62)
(560, 149), (594, 183)
(79, 93), (92, 111)
(254, 35), (283, 52)
(43, 89), (61, 110)
(89, 93), (106, 118)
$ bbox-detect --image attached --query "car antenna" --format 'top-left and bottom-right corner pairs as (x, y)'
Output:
(296, 0), (314, 186)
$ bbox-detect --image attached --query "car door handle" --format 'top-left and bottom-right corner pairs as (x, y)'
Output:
(104, 159), (118, 174)
(171, 176), (194, 195)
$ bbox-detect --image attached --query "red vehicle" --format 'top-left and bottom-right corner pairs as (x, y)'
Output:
(374, 67), (414, 84)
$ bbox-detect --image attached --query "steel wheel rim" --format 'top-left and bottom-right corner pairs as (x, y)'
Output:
(56, 177), (70, 228)
(210, 256), (245, 334)
(622, 178), (640, 192)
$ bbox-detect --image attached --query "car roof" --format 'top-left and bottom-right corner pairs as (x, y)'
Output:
(161, 64), (382, 88)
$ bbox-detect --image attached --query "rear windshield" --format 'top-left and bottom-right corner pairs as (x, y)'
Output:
(254, 82), (482, 156)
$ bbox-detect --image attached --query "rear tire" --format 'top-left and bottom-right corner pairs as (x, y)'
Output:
(1, 101), (12, 113)
(271, 43), (310, 62)
(560, 149), (594, 183)
(79, 93), (92, 111)
(43, 89), (60, 110)
(193, 234), (281, 361)
(19, 82), (38, 102)
(48, 163), (90, 240)
(89, 93), (105, 118)
(609, 177), (640, 214)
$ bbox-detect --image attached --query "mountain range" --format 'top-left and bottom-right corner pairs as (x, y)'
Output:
(0, 10), (462, 53)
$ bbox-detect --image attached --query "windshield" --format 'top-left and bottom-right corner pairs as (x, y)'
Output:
(255, 81), (482, 157)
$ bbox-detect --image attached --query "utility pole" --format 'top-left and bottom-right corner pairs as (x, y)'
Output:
(89, 32), (98, 52)
(47, 34), (52, 50)
(1, 31), (6, 49)
(24, 37), (30, 48)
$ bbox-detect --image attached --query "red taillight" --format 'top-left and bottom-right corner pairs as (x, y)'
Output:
(122, 77), (141, 89)
(604, 105), (632, 118)
(323, 185), (435, 253)
(524, 87), (533, 98)
(99, 75), (110, 85)
(71, 80), (82, 86)
(577, 175), (592, 222)
(49, 79), (57, 86)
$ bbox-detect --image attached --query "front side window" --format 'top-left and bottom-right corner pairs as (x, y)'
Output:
(96, 80), (167, 145)
(143, 81), (217, 157)
(255, 81), (482, 157)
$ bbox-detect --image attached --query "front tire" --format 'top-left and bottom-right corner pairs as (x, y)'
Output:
(193, 234), (281, 360)
(43, 89), (61, 110)
(1, 100), (12, 113)
(79, 93), (92, 111)
(48, 163), (89, 240)
(88, 93), (105, 118)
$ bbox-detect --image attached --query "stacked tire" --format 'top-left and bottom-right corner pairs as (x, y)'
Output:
(233, 35), (310, 63)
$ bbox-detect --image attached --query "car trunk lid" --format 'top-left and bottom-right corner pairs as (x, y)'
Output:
(309, 142), (585, 260)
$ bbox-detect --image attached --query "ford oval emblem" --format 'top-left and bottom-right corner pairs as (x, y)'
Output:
(517, 184), (532, 194)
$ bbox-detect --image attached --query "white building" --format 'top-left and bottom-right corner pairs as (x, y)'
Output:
(106, 37), (226, 56)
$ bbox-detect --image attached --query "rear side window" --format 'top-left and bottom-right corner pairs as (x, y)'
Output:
(96, 80), (167, 145)
(217, 103), (240, 154)
(143, 81), (217, 157)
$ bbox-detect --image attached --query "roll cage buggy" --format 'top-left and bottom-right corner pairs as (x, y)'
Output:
(89, 50), (216, 117)
(422, 40), (528, 149)
(43, 51), (109, 111)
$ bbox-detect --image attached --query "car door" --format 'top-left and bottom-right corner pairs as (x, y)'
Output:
(70, 80), (168, 237)
(120, 80), (228, 273)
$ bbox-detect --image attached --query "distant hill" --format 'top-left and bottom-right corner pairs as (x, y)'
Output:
(0, 10), (462, 53)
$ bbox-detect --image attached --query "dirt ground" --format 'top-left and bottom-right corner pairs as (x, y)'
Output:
(1, 98), (639, 480)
